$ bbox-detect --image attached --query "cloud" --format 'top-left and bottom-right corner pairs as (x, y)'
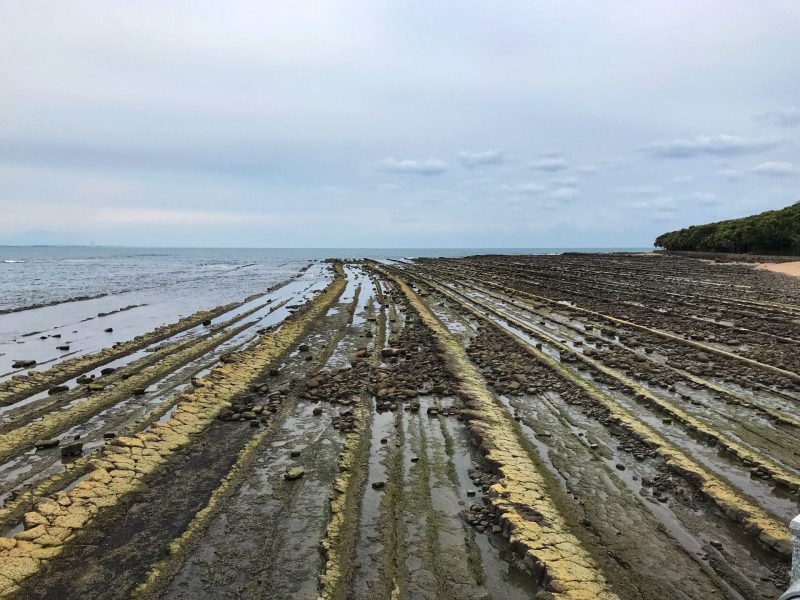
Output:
(376, 157), (447, 175)
(97, 207), (279, 225)
(458, 149), (504, 168)
(669, 175), (694, 184)
(530, 156), (569, 172)
(689, 191), (720, 206)
(552, 175), (578, 186)
(640, 134), (781, 158)
(548, 187), (579, 200)
(502, 181), (547, 195)
(575, 165), (599, 175)
(614, 185), (660, 195)
(751, 161), (800, 177)
(753, 108), (800, 128)
(715, 168), (740, 181)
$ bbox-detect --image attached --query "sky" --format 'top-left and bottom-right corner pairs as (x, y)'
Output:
(1, 1), (799, 248)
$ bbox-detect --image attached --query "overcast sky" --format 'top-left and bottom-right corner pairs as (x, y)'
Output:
(1, 1), (799, 248)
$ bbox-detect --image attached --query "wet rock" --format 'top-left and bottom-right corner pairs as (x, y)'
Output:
(104, 328), (113, 333)
(48, 385), (69, 395)
(100, 367), (116, 376)
(299, 343), (310, 352)
(312, 406), (323, 416)
(241, 411), (256, 420)
(285, 466), (305, 480)
(371, 481), (385, 490)
(34, 438), (60, 449)
(56, 345), (70, 351)
(12, 359), (36, 369)
(132, 387), (147, 396)
(60, 441), (83, 458)
(202, 319), (212, 326)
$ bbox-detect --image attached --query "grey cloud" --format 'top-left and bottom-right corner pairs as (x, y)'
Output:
(754, 108), (800, 128)
(575, 165), (599, 175)
(614, 185), (660, 195)
(715, 168), (741, 181)
(376, 157), (448, 175)
(0, 138), (284, 179)
(640, 135), (781, 158)
(531, 156), (569, 172)
(458, 150), (504, 168)
(552, 175), (578, 186)
(503, 181), (547, 195)
(548, 187), (579, 200)
(751, 161), (800, 177)
(669, 175), (694, 184)
(689, 192), (720, 206)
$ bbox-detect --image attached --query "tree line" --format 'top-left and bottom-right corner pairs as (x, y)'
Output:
(655, 202), (800, 255)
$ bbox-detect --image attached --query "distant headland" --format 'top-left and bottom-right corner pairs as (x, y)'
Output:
(655, 202), (800, 255)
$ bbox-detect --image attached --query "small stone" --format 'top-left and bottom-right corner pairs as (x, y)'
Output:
(104, 327), (113, 333)
(285, 467), (305, 480)
(60, 441), (83, 459)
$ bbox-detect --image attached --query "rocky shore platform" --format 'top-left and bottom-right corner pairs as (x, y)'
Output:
(0, 253), (797, 600)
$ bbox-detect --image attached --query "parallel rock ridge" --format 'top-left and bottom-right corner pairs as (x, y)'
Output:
(0, 267), (346, 598)
(382, 268), (619, 600)
(0, 303), (237, 407)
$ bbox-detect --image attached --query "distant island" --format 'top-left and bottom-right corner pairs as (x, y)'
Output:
(655, 202), (800, 255)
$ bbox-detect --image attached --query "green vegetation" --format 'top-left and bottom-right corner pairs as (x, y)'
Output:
(655, 202), (800, 254)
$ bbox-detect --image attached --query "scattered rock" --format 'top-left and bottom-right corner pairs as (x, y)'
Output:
(60, 441), (83, 459)
(285, 466), (305, 480)
(12, 359), (36, 369)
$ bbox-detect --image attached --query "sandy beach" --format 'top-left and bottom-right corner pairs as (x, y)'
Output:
(757, 260), (800, 277)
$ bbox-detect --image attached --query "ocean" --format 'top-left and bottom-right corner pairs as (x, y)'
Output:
(0, 246), (648, 313)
